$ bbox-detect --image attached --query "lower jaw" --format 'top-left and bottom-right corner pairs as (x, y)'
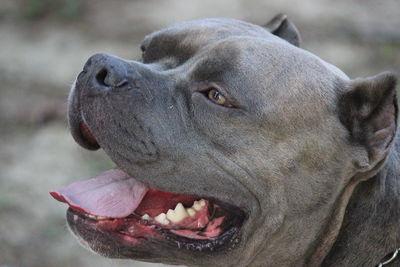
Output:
(66, 202), (245, 253)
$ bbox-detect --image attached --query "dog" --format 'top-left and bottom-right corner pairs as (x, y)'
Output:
(51, 14), (399, 266)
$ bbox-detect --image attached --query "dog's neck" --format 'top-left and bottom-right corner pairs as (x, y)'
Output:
(321, 136), (400, 266)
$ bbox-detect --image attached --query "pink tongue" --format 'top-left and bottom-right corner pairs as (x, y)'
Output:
(50, 169), (149, 218)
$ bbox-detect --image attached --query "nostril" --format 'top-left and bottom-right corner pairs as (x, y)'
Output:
(95, 68), (108, 87)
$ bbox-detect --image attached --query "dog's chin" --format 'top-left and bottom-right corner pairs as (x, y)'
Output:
(59, 99), (247, 260)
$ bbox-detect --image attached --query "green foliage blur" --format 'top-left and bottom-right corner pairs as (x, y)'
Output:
(21, 0), (83, 21)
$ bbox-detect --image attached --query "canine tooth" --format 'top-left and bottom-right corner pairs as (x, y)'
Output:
(174, 203), (188, 214)
(186, 208), (196, 217)
(165, 203), (188, 223)
(154, 213), (169, 225)
(141, 214), (151, 220)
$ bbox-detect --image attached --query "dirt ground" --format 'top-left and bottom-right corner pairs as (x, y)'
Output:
(0, 0), (399, 266)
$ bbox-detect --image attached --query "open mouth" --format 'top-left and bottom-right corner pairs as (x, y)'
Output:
(51, 121), (246, 252)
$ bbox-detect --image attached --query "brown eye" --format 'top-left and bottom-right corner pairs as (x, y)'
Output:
(207, 88), (231, 107)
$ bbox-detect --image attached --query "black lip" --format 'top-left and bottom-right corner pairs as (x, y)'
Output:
(68, 77), (100, 151)
(161, 225), (241, 252)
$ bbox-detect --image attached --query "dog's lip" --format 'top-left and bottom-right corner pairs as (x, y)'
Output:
(68, 80), (100, 150)
(78, 121), (100, 149)
(69, 119), (100, 150)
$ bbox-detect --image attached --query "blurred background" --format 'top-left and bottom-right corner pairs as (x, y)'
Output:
(0, 0), (399, 266)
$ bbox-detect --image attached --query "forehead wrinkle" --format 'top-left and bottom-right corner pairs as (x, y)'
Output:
(143, 18), (285, 61)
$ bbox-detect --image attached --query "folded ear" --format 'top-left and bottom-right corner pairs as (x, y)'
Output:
(339, 72), (398, 169)
(264, 13), (301, 47)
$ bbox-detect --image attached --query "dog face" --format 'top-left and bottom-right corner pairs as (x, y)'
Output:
(53, 15), (398, 266)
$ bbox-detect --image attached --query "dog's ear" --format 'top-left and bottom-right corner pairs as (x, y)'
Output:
(264, 13), (301, 47)
(339, 72), (398, 170)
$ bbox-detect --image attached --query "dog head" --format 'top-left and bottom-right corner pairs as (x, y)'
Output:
(52, 14), (398, 266)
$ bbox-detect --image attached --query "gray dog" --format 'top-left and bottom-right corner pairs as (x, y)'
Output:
(51, 14), (399, 266)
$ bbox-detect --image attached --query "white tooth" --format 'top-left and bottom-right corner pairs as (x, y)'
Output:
(174, 203), (186, 213)
(86, 214), (107, 220)
(141, 214), (151, 220)
(193, 201), (202, 211)
(166, 209), (175, 220)
(193, 199), (206, 211)
(186, 208), (196, 217)
(192, 201), (201, 211)
(167, 203), (189, 223)
(154, 213), (169, 225)
(174, 203), (189, 221)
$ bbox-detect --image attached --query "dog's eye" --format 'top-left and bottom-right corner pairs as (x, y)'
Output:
(207, 88), (232, 107)
(140, 44), (146, 53)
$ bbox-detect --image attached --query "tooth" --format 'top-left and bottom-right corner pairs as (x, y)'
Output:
(166, 209), (175, 220)
(175, 203), (188, 214)
(141, 214), (151, 220)
(186, 208), (196, 217)
(86, 214), (108, 220)
(154, 213), (169, 225)
(175, 203), (189, 221)
(166, 203), (189, 223)
(193, 199), (206, 211)
(192, 201), (201, 211)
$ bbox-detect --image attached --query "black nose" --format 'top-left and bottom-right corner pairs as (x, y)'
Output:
(83, 53), (129, 90)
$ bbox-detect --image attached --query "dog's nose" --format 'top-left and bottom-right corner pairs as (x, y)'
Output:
(84, 53), (129, 90)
